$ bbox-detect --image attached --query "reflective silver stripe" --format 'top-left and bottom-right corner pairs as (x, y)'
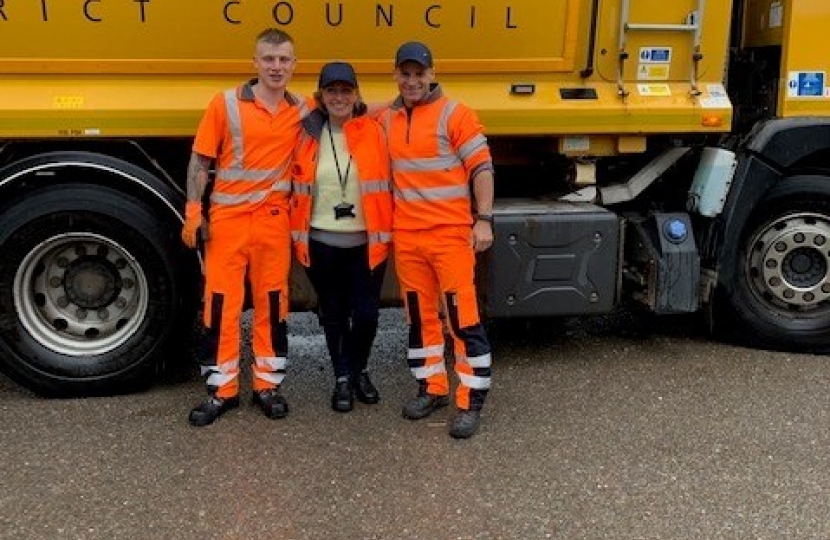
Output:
(458, 134), (488, 163)
(360, 180), (391, 194)
(293, 183), (313, 196)
(412, 363), (447, 380)
(368, 231), (392, 243)
(255, 371), (286, 385)
(217, 169), (280, 182)
(256, 356), (288, 371)
(394, 184), (469, 202)
(292, 231), (309, 243)
(220, 89), (293, 193)
(461, 352), (492, 369)
(271, 179), (292, 192)
(392, 154), (462, 172)
(211, 180), (291, 206)
(201, 359), (240, 388)
(437, 100), (458, 156)
(224, 90), (245, 171)
(458, 372), (491, 390)
(408, 344), (445, 359)
(211, 190), (269, 206)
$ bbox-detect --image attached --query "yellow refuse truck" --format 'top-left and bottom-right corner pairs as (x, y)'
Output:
(1, 0), (829, 395)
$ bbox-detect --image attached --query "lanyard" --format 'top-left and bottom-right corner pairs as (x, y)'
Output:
(326, 121), (352, 201)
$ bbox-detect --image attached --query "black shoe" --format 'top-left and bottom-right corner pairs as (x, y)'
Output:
(188, 396), (240, 427)
(331, 380), (353, 413)
(402, 391), (450, 420)
(252, 388), (289, 419)
(352, 372), (380, 404)
(449, 409), (481, 439)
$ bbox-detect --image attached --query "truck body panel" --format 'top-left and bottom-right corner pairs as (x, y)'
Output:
(0, 0), (732, 138)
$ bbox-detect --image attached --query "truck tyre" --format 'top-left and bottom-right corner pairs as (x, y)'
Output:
(0, 183), (194, 396)
(716, 176), (830, 353)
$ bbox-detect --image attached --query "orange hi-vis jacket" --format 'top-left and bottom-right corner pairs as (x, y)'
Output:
(291, 110), (393, 270)
(380, 84), (494, 230)
(193, 80), (310, 220)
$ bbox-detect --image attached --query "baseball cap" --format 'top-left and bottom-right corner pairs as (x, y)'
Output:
(395, 41), (433, 68)
(318, 61), (358, 88)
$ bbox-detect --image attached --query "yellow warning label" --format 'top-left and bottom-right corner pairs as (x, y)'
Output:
(637, 84), (672, 97)
(637, 64), (670, 81)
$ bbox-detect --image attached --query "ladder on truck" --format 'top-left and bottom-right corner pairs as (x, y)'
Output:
(616, 0), (706, 98)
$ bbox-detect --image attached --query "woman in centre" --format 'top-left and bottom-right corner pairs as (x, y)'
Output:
(291, 61), (393, 412)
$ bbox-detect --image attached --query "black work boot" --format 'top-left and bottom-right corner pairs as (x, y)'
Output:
(402, 389), (450, 420)
(352, 371), (380, 404)
(188, 396), (240, 427)
(253, 388), (289, 419)
(449, 409), (482, 439)
(331, 379), (353, 413)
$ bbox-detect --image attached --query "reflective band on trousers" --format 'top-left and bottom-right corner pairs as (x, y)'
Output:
(412, 363), (448, 380)
(408, 344), (445, 359)
(458, 372), (491, 390)
(256, 356), (288, 371)
(201, 359), (240, 388)
(462, 352), (492, 369)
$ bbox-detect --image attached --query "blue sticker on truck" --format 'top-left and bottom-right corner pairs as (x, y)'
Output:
(787, 71), (827, 98)
(639, 47), (672, 63)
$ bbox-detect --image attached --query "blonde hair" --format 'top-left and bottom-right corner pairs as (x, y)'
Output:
(256, 28), (293, 46)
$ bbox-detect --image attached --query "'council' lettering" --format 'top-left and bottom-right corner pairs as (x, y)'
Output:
(223, 2), (520, 29)
(0, 1), (518, 29)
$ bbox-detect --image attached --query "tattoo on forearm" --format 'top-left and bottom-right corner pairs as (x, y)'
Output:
(186, 153), (212, 202)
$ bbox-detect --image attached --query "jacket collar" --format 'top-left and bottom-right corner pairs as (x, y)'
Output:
(239, 79), (300, 105)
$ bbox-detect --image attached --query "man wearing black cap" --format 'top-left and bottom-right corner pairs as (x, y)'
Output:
(379, 41), (495, 438)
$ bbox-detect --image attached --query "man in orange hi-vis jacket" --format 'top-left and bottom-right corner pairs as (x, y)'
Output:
(379, 41), (495, 439)
(181, 28), (309, 427)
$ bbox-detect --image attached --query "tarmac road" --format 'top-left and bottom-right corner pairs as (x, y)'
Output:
(1, 309), (829, 540)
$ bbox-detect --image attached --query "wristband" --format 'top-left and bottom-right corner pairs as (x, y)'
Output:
(476, 214), (494, 224)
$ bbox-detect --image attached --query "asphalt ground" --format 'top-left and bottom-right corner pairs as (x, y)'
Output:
(1, 309), (829, 540)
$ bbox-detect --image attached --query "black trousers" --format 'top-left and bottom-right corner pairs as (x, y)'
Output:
(306, 239), (387, 378)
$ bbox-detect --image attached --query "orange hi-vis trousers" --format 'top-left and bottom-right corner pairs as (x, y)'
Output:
(200, 203), (291, 399)
(393, 225), (492, 411)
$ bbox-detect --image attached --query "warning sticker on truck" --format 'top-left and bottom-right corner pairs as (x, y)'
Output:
(787, 71), (827, 98)
(637, 47), (671, 81)
(637, 84), (671, 97)
(637, 64), (669, 80)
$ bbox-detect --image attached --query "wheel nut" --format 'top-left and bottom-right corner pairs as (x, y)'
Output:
(115, 297), (127, 309)
(57, 296), (69, 308)
(77, 308), (88, 320)
(97, 308), (110, 320)
(49, 276), (63, 288)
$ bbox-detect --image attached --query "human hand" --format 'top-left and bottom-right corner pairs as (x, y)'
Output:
(181, 201), (207, 248)
(471, 219), (493, 252)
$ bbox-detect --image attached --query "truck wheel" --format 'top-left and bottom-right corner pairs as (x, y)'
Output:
(0, 183), (193, 396)
(716, 176), (830, 352)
